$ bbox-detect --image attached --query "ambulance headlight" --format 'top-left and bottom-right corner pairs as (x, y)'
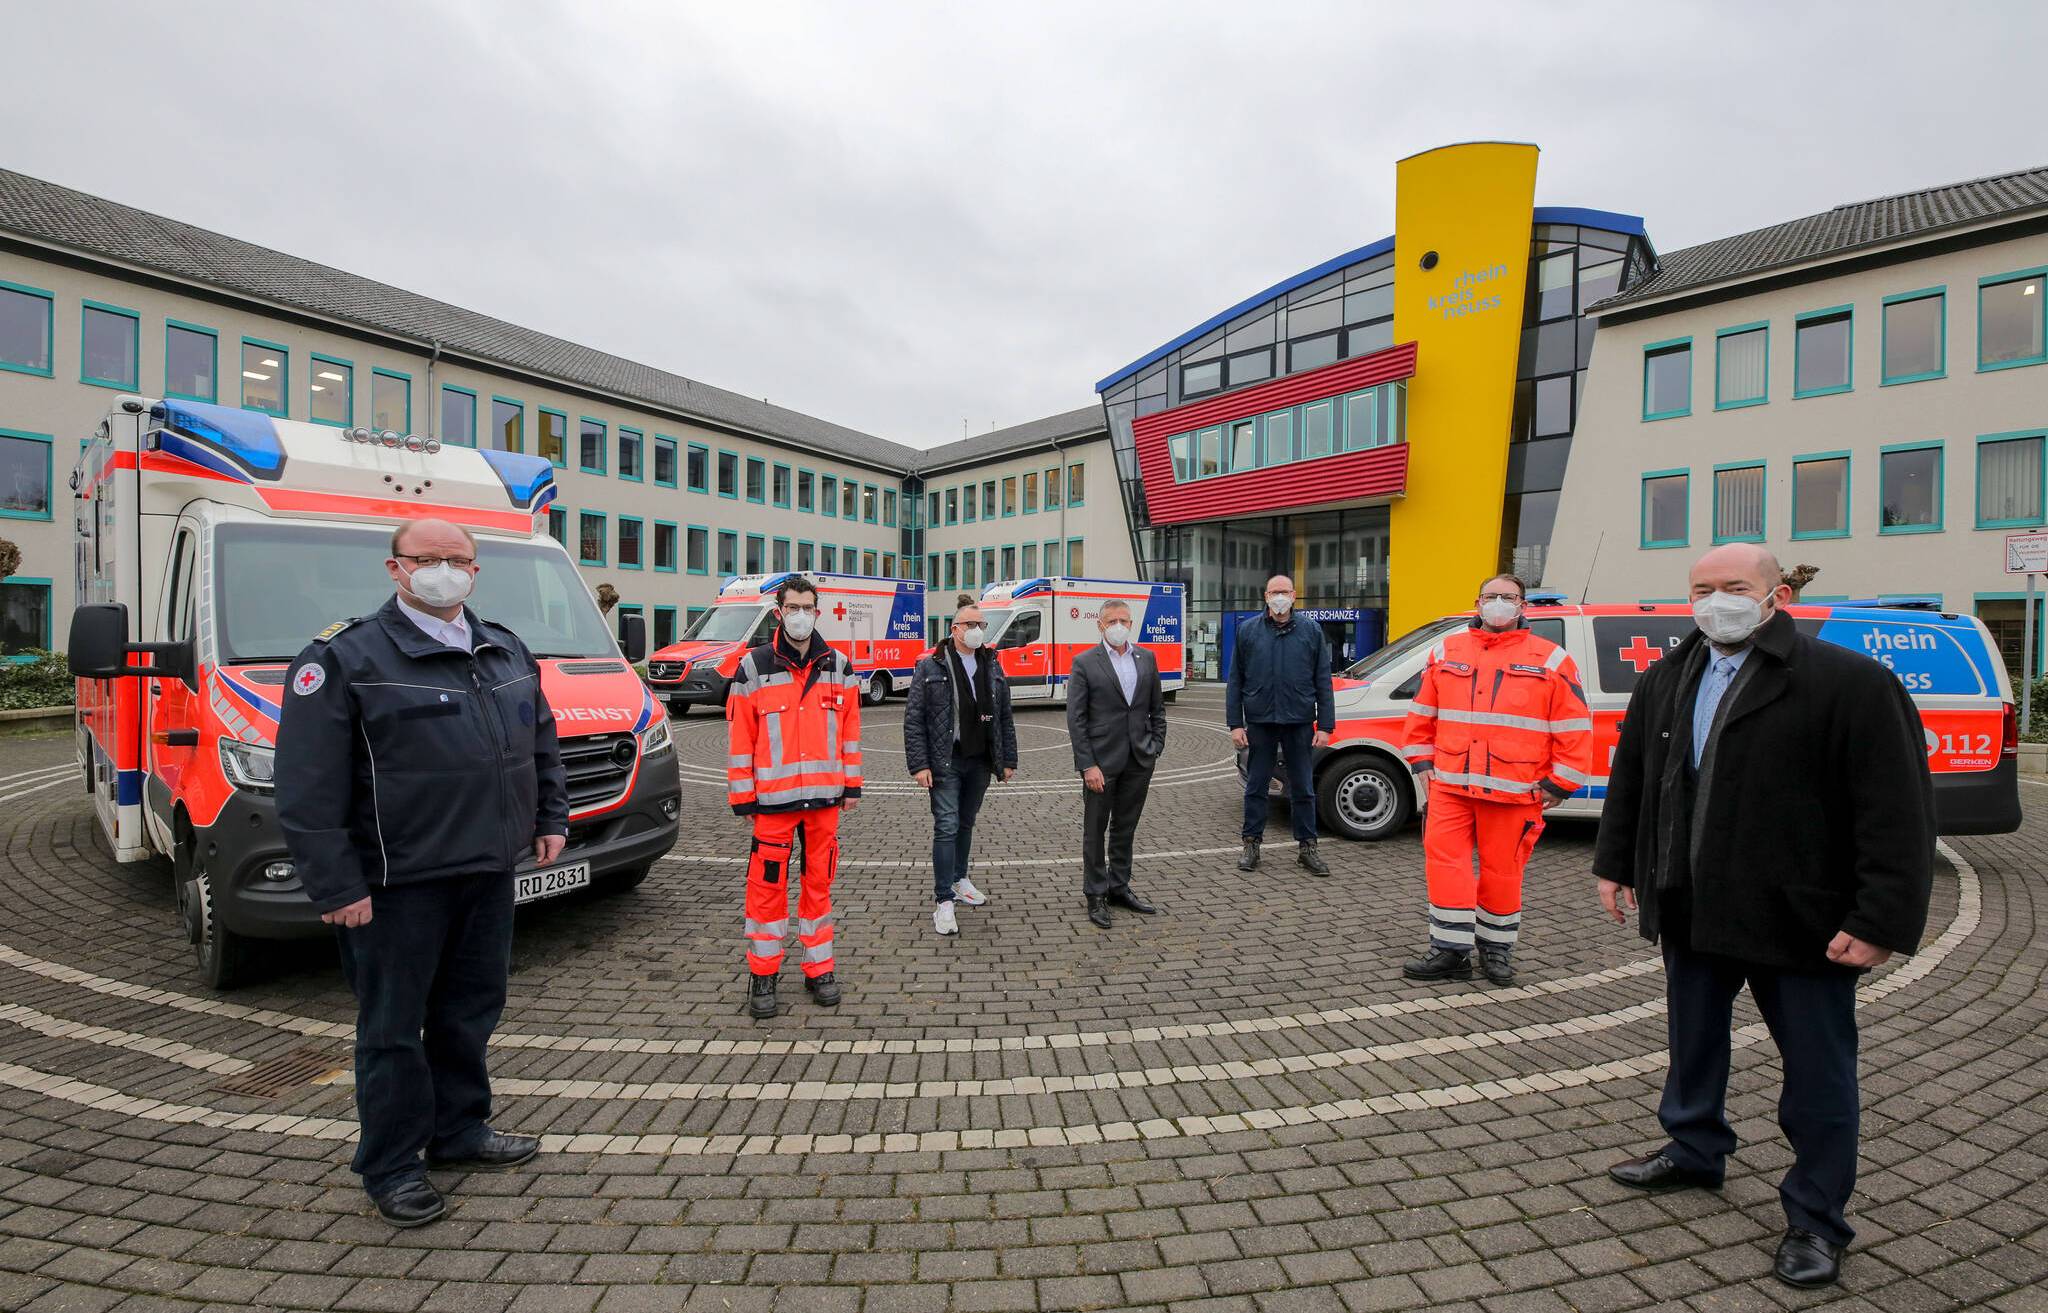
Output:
(219, 740), (277, 792)
(639, 717), (674, 759)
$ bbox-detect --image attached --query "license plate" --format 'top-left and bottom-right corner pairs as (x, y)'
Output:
(515, 861), (590, 905)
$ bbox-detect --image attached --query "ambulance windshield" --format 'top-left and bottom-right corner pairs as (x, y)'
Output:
(682, 604), (772, 643)
(1340, 618), (1462, 680)
(213, 521), (618, 662)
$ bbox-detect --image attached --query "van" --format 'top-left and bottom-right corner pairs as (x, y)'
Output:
(976, 577), (1186, 702)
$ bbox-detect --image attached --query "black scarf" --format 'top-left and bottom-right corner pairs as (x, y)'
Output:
(947, 643), (995, 762)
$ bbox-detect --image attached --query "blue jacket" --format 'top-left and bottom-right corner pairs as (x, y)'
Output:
(1225, 611), (1335, 731)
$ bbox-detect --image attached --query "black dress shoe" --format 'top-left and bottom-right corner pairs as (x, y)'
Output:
(1774, 1228), (1843, 1288)
(805, 971), (842, 1007)
(1238, 841), (1261, 872)
(748, 973), (778, 1019)
(1402, 947), (1473, 981)
(371, 1178), (447, 1228)
(1107, 888), (1157, 915)
(1297, 842), (1331, 877)
(1479, 947), (1516, 985)
(1607, 1150), (1723, 1192)
(426, 1130), (539, 1170)
(1086, 895), (1112, 929)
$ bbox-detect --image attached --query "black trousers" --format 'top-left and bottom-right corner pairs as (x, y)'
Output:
(336, 870), (514, 1195)
(1082, 760), (1154, 898)
(1658, 936), (1861, 1247)
(1242, 722), (1316, 842)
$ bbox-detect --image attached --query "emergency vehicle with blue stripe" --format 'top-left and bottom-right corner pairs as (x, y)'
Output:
(67, 396), (681, 987)
(975, 577), (1186, 702)
(1247, 597), (2023, 843)
(646, 572), (925, 714)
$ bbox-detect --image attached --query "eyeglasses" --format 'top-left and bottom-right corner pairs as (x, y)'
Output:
(397, 554), (475, 570)
(1478, 592), (1523, 604)
(782, 605), (819, 616)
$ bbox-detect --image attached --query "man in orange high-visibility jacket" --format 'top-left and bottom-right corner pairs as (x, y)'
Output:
(728, 575), (863, 1020)
(1400, 573), (1594, 986)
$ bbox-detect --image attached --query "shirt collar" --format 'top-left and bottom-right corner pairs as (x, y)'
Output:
(395, 592), (472, 649)
(1103, 639), (1134, 660)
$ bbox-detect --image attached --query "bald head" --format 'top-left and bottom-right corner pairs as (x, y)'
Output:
(390, 517), (477, 559)
(1689, 543), (1786, 606)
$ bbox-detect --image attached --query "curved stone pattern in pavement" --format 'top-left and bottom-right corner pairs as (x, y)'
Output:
(0, 687), (2040, 1312)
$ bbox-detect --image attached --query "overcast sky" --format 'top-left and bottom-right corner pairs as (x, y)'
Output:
(7, 1), (2044, 448)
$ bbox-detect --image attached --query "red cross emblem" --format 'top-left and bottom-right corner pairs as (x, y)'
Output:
(833, 603), (847, 621)
(1618, 636), (1663, 673)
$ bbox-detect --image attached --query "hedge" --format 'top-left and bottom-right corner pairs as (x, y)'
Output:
(0, 650), (73, 711)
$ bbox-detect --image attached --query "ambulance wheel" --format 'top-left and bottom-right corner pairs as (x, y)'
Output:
(175, 834), (253, 990)
(1317, 754), (1412, 843)
(666, 700), (689, 718)
(864, 672), (891, 706)
(597, 862), (651, 894)
(1164, 691), (1178, 704)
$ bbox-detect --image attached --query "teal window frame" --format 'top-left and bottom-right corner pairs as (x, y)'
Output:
(545, 506), (566, 545)
(844, 543), (860, 572)
(1261, 408), (1295, 466)
(653, 519), (679, 573)
(578, 417), (608, 476)
(942, 485), (955, 524)
(745, 456), (766, 505)
(1880, 287), (1946, 386)
(577, 510), (608, 565)
(863, 482), (879, 524)
(653, 434), (678, 488)
(883, 487), (897, 527)
(1067, 462), (1085, 506)
(717, 530), (739, 577)
(1640, 336), (1692, 421)
(311, 354), (357, 427)
(1790, 451), (1853, 541)
(489, 395), (524, 453)
(1002, 475), (1017, 517)
(742, 533), (766, 573)
(535, 406), (567, 468)
(1793, 305), (1855, 398)
(687, 606), (708, 628)
(0, 280), (54, 378)
(797, 540), (815, 572)
(0, 577), (53, 662)
(685, 441), (709, 492)
(440, 383), (478, 446)
(718, 450), (740, 500)
(372, 367), (414, 434)
(1042, 469), (1060, 510)
(616, 515), (645, 570)
(824, 475), (841, 519)
(1878, 440), (1946, 535)
(1709, 461), (1767, 545)
(79, 300), (140, 390)
(772, 535), (792, 572)
(240, 336), (291, 417)
(821, 544), (838, 573)
(797, 468), (816, 513)
(1977, 265), (2048, 373)
(1712, 321), (1769, 411)
(771, 462), (792, 509)
(653, 605), (678, 649)
(1974, 592), (2048, 680)
(0, 429), (54, 522)
(1639, 468), (1689, 549)
(686, 525), (710, 575)
(962, 481), (977, 523)
(618, 427), (644, 482)
(1974, 430), (2048, 530)
(164, 319), (220, 402)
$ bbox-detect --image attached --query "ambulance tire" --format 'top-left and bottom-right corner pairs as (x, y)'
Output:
(174, 825), (255, 991)
(597, 862), (652, 894)
(864, 672), (891, 706)
(1164, 691), (1178, 704)
(1315, 753), (1414, 843)
(666, 700), (689, 718)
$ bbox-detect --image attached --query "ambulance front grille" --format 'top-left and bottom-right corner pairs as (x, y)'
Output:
(561, 731), (636, 810)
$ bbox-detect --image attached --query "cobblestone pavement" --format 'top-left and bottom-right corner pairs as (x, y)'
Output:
(0, 687), (2042, 1312)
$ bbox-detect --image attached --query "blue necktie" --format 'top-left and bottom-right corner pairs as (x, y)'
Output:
(1693, 657), (1736, 768)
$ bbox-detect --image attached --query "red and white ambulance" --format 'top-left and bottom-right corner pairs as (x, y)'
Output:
(975, 577), (1186, 702)
(1248, 599), (2023, 843)
(645, 572), (926, 714)
(67, 397), (681, 987)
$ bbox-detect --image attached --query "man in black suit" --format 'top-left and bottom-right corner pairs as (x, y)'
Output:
(1066, 599), (1168, 929)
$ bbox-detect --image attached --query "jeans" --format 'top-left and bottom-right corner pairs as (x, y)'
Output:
(1242, 721), (1317, 842)
(335, 870), (513, 1195)
(930, 748), (995, 902)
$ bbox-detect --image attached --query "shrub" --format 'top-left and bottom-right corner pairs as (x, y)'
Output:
(0, 650), (74, 711)
(2025, 676), (2048, 744)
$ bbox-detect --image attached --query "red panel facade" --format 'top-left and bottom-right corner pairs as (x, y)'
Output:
(1133, 342), (1419, 526)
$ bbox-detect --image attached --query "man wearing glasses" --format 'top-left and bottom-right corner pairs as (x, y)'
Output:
(726, 576), (863, 1018)
(1399, 573), (1594, 986)
(904, 602), (1018, 937)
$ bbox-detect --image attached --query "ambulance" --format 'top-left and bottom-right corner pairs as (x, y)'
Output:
(645, 572), (925, 714)
(1247, 599), (2023, 843)
(975, 577), (1186, 701)
(67, 397), (682, 987)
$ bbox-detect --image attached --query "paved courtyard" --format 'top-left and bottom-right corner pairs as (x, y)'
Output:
(0, 686), (2043, 1312)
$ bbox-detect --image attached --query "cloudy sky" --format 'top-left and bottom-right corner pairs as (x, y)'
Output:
(6, 1), (2044, 447)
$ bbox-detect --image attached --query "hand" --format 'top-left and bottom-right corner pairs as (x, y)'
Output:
(1312, 730), (1331, 749)
(1541, 791), (1567, 811)
(1082, 766), (1106, 793)
(533, 833), (567, 866)
(1826, 932), (1892, 969)
(914, 769), (933, 789)
(321, 896), (373, 929)
(1415, 766), (1433, 784)
(842, 797), (860, 812)
(1230, 728), (1249, 749)
(1597, 879), (1636, 925)
(1002, 768), (1016, 783)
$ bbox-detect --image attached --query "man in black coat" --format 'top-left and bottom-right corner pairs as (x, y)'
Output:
(1066, 598), (1168, 929)
(1593, 543), (1935, 1289)
(1226, 574), (1336, 876)
(904, 602), (1019, 937)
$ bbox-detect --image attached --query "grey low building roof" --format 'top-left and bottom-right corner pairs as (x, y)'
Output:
(913, 405), (1106, 474)
(1595, 164), (2048, 313)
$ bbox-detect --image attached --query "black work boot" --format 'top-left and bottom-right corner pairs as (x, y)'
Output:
(748, 973), (778, 1019)
(1297, 841), (1331, 877)
(1238, 841), (1261, 872)
(1479, 947), (1516, 986)
(1402, 947), (1473, 981)
(805, 971), (842, 1007)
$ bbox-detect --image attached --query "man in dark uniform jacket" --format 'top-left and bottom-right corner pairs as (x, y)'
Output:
(277, 518), (568, 1229)
(1594, 543), (1935, 1289)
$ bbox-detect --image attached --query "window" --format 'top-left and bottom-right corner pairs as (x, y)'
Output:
(1978, 432), (2045, 528)
(1640, 470), (1688, 548)
(1792, 455), (1850, 539)
(799, 541), (816, 572)
(1289, 332), (1340, 373)
(1794, 307), (1853, 397)
(1023, 471), (1039, 512)
(772, 463), (792, 508)
(1880, 443), (1943, 533)
(1343, 391), (1378, 450)
(687, 442), (709, 492)
(867, 550), (881, 576)
(1642, 338), (1692, 419)
(653, 521), (678, 571)
(883, 488), (897, 526)
(1021, 542), (1037, 576)
(653, 434), (677, 486)
(578, 512), (607, 564)
(489, 396), (523, 452)
(1043, 540), (1059, 575)
(686, 525), (709, 574)
(1002, 545), (1016, 578)
(537, 408), (567, 466)
(823, 475), (841, 518)
(1228, 419), (1257, 471)
(1301, 400), (1334, 459)
(441, 385), (477, 446)
(927, 491), (940, 526)
(883, 552), (896, 576)
(618, 428), (643, 480)
(962, 482), (977, 522)
(925, 552), (938, 581)
(717, 530), (739, 575)
(654, 607), (678, 649)
(80, 302), (139, 389)
(798, 469), (816, 512)
(741, 456), (764, 504)
(942, 486), (955, 524)
(0, 281), (53, 377)
(863, 483), (879, 523)
(979, 548), (995, 583)
(823, 544), (839, 573)
(1714, 324), (1767, 409)
(772, 537), (791, 572)
(745, 534), (765, 573)
(1535, 250), (1575, 321)
(998, 611), (1041, 649)
(1, 577), (51, 659)
(618, 516), (643, 569)
(1067, 539), (1084, 575)
(240, 339), (288, 416)
(687, 607), (708, 630)
(1262, 410), (1293, 466)
(1002, 476), (1018, 515)
(981, 481), (996, 518)
(1227, 349), (1272, 388)
(166, 321), (218, 401)
(313, 357), (356, 427)
(370, 367), (412, 433)
(0, 430), (52, 520)
(1979, 268), (2046, 370)
(1182, 359), (1222, 396)
(546, 507), (566, 545)
(962, 550), (977, 588)
(1882, 289), (1945, 384)
(1712, 463), (1765, 543)
(1043, 469), (1060, 510)
(841, 480), (857, 519)
(1067, 462), (1084, 505)
(942, 552), (956, 589)
(579, 418), (607, 474)
(718, 450), (739, 498)
(1169, 434), (1193, 481)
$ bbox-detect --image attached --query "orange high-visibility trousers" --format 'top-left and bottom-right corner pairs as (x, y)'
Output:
(1423, 783), (1544, 952)
(743, 805), (841, 978)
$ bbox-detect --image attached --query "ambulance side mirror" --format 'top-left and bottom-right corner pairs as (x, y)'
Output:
(617, 612), (647, 664)
(67, 603), (196, 686)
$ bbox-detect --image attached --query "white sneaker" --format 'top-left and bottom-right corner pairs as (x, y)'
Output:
(951, 878), (988, 907)
(933, 901), (958, 936)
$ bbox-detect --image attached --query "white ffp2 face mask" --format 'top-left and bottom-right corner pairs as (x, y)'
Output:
(1102, 622), (1131, 646)
(1266, 593), (1293, 616)
(1693, 590), (1769, 645)
(402, 560), (474, 607)
(781, 610), (817, 641)
(958, 625), (987, 651)
(1478, 599), (1521, 628)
